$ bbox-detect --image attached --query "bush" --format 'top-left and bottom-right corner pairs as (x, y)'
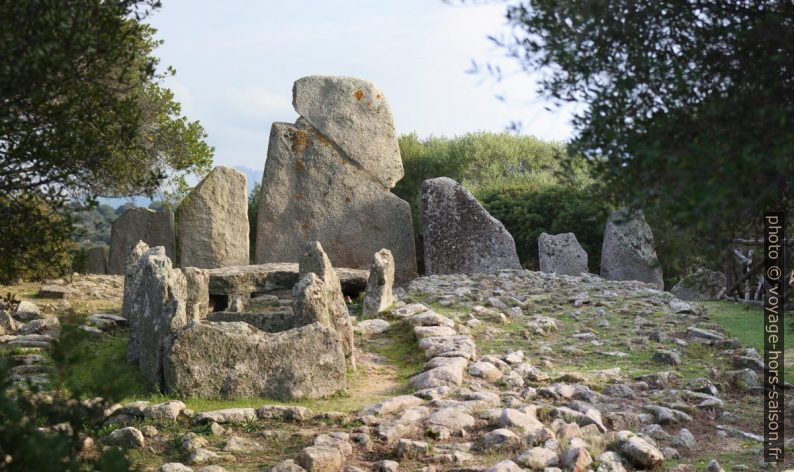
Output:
(395, 132), (597, 271)
(0, 195), (78, 284)
(477, 183), (612, 271)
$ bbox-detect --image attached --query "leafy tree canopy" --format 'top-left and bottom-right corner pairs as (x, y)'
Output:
(492, 1), (793, 246)
(0, 0), (213, 204)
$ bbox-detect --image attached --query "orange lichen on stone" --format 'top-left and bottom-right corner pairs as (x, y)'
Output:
(353, 89), (364, 101)
(295, 159), (306, 172)
(291, 129), (309, 154)
(301, 223), (309, 230)
(295, 194), (303, 201)
(315, 131), (330, 146)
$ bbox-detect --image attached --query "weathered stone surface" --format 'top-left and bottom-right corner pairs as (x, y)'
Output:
(297, 444), (343, 472)
(84, 245), (108, 274)
(164, 321), (346, 399)
(106, 426), (145, 449)
(421, 177), (520, 275)
(195, 408), (257, 424)
(14, 301), (41, 321)
(670, 268), (725, 300)
(600, 210), (663, 289)
(355, 319), (390, 335)
(297, 242), (354, 367)
(108, 208), (175, 275)
(256, 77), (417, 283)
(136, 251), (188, 389)
(292, 76), (403, 189)
(362, 249), (395, 316)
(206, 263), (368, 299)
(620, 434), (664, 468)
(0, 310), (16, 333)
(178, 166), (249, 268)
(183, 267), (210, 321)
(37, 285), (72, 299)
(123, 242), (159, 364)
(538, 232), (588, 276)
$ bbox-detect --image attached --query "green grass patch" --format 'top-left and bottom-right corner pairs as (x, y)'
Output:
(361, 321), (425, 384)
(703, 301), (792, 352)
(54, 328), (148, 400)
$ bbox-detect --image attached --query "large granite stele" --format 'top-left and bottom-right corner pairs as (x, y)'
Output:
(421, 177), (521, 275)
(108, 208), (175, 275)
(179, 166), (249, 268)
(255, 76), (417, 283)
(600, 209), (664, 289)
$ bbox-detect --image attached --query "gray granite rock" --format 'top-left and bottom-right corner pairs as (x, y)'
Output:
(600, 210), (663, 289)
(421, 177), (520, 275)
(178, 166), (249, 268)
(108, 208), (175, 275)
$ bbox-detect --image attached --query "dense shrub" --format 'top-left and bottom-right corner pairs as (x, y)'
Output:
(478, 184), (612, 271)
(395, 132), (598, 271)
(0, 195), (78, 284)
(395, 132), (590, 236)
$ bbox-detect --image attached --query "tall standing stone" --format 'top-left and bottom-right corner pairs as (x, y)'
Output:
(363, 249), (395, 316)
(84, 245), (108, 274)
(421, 177), (521, 275)
(108, 208), (175, 275)
(123, 241), (161, 364)
(255, 76), (417, 283)
(600, 209), (664, 289)
(178, 166), (249, 269)
(538, 232), (588, 276)
(135, 251), (188, 389)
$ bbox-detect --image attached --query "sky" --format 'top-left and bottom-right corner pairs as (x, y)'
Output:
(146, 0), (575, 171)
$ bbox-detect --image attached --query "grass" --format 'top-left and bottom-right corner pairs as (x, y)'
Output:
(704, 300), (793, 383)
(360, 321), (425, 384)
(702, 300), (792, 352)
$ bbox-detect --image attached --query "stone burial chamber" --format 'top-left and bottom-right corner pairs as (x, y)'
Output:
(123, 240), (356, 400)
(255, 75), (418, 283)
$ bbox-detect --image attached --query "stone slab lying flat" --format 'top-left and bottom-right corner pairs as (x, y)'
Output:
(206, 263), (368, 296)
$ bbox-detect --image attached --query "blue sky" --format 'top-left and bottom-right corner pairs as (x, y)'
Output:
(146, 0), (574, 170)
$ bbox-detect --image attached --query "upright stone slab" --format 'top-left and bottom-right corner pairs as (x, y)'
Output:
(256, 76), (417, 283)
(297, 241), (355, 368)
(178, 166), (249, 269)
(84, 245), (108, 274)
(108, 208), (175, 275)
(600, 209), (664, 289)
(123, 242), (163, 364)
(421, 177), (521, 275)
(135, 251), (188, 389)
(183, 267), (210, 321)
(363, 249), (395, 316)
(538, 232), (588, 276)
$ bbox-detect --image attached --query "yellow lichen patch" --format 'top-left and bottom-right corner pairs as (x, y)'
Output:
(353, 89), (364, 101)
(291, 129), (310, 154)
(295, 159), (306, 172)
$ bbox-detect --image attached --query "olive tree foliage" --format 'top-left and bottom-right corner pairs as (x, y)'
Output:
(0, 0), (213, 282)
(488, 1), (793, 248)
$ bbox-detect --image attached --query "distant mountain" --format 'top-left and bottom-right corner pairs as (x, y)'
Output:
(97, 195), (152, 208)
(233, 166), (264, 194)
